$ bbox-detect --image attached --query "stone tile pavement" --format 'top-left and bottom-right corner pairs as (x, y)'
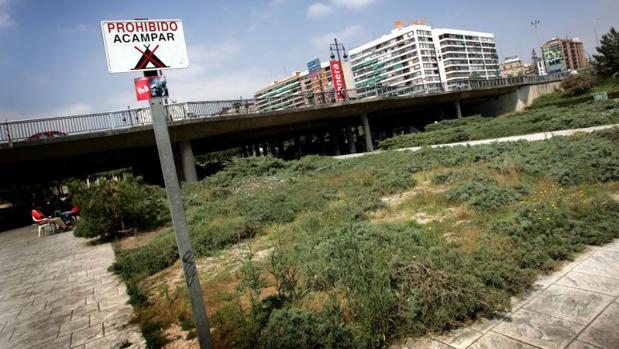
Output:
(393, 239), (619, 349)
(0, 225), (145, 349)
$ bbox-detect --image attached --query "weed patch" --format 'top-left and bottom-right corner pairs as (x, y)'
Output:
(108, 129), (619, 348)
(445, 177), (525, 211)
(379, 101), (619, 150)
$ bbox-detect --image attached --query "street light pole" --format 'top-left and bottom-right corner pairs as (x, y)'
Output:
(531, 19), (544, 75)
(531, 19), (541, 49)
(330, 38), (349, 99)
(594, 17), (601, 48)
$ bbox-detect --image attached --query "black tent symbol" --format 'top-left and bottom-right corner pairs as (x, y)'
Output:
(133, 45), (168, 70)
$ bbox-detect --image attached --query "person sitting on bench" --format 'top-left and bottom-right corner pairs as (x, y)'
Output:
(32, 209), (67, 231)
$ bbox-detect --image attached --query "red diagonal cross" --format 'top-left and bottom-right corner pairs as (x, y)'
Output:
(133, 45), (162, 69)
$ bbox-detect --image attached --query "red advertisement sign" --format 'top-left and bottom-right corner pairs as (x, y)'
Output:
(134, 77), (151, 101)
(134, 76), (169, 101)
(330, 60), (347, 101)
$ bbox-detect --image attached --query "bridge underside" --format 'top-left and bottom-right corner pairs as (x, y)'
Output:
(0, 82), (559, 190)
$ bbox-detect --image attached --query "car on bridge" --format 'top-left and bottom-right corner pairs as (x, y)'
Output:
(27, 131), (67, 141)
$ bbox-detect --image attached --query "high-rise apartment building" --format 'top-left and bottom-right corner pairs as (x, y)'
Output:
(349, 25), (499, 92)
(542, 38), (587, 74)
(433, 28), (499, 87)
(254, 62), (333, 112)
(349, 25), (442, 94)
(254, 24), (500, 111)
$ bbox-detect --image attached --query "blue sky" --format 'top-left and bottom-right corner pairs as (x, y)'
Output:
(0, 0), (617, 120)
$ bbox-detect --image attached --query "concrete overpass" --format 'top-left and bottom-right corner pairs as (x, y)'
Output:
(0, 75), (563, 188)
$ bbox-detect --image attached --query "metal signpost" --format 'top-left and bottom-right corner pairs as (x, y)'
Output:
(100, 19), (213, 349)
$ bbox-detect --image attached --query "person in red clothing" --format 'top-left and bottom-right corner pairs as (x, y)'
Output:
(32, 208), (67, 230)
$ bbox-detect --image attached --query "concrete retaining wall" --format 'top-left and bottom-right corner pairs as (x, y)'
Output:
(466, 81), (562, 116)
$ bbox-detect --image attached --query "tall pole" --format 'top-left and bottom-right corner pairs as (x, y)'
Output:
(531, 19), (544, 74)
(594, 17), (600, 48)
(147, 71), (214, 349)
(330, 38), (348, 99)
(531, 19), (541, 48)
(333, 38), (342, 64)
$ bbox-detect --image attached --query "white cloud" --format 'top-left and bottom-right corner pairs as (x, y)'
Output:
(53, 103), (93, 116)
(0, 109), (25, 120)
(307, 3), (334, 18)
(0, 0), (14, 28)
(330, 0), (377, 9)
(105, 40), (271, 108)
(0, 103), (93, 121)
(167, 70), (272, 101)
(311, 24), (363, 49)
(58, 24), (88, 34)
(185, 41), (241, 71)
(268, 0), (289, 7)
(307, 0), (375, 19)
(165, 41), (269, 101)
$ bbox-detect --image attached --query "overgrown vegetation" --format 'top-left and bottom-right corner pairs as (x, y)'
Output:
(593, 27), (619, 78)
(528, 77), (619, 109)
(560, 74), (596, 97)
(379, 99), (619, 150)
(106, 126), (619, 348)
(72, 176), (169, 240)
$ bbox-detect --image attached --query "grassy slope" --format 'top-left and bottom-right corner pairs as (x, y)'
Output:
(530, 77), (619, 109)
(379, 82), (619, 151)
(112, 127), (619, 348)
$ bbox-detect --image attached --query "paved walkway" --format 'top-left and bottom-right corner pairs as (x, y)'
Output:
(336, 124), (619, 159)
(393, 239), (619, 349)
(0, 226), (145, 349)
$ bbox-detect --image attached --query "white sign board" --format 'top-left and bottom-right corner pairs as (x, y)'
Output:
(100, 19), (189, 73)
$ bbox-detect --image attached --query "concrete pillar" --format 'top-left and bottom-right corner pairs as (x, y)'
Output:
(330, 129), (341, 155)
(360, 114), (374, 152)
(423, 111), (430, 125)
(179, 141), (198, 183)
(454, 100), (462, 118)
(346, 123), (356, 154)
(305, 132), (313, 153)
(294, 135), (302, 157)
(277, 139), (285, 158)
(261, 142), (268, 156)
(354, 125), (361, 140)
(439, 106), (445, 120)
(254, 143), (261, 156)
(319, 131), (327, 155)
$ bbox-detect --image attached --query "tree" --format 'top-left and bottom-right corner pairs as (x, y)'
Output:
(593, 27), (619, 77)
(560, 74), (595, 96)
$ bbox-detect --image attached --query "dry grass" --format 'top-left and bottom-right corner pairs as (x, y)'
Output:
(119, 227), (168, 249)
(162, 325), (198, 349)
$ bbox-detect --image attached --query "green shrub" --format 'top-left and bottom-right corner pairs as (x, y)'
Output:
(379, 101), (619, 150)
(111, 231), (178, 280)
(561, 74), (596, 97)
(445, 177), (524, 211)
(392, 259), (495, 331)
(260, 306), (356, 349)
(494, 197), (619, 271)
(116, 129), (619, 348)
(431, 171), (462, 185)
(424, 116), (487, 132)
(73, 176), (169, 239)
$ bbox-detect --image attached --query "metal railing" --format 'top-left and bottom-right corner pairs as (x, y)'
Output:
(0, 73), (567, 144)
